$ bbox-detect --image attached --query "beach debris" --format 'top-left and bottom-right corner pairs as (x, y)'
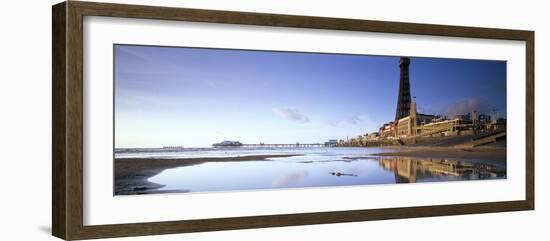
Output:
(133, 186), (148, 191)
(329, 172), (357, 177)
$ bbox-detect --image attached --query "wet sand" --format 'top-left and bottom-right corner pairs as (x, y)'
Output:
(115, 154), (301, 195)
(372, 146), (506, 162)
(115, 146), (506, 195)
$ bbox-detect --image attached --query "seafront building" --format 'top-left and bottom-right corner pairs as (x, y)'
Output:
(339, 57), (506, 147)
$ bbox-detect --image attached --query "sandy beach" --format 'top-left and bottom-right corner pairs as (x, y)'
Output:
(115, 154), (301, 195)
(115, 146), (506, 195)
(373, 146), (506, 162)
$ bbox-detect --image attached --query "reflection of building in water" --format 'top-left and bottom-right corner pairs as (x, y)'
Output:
(378, 158), (505, 183)
(377, 159), (416, 183)
(395, 159), (417, 183)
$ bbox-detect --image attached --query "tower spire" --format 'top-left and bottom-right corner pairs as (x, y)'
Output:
(395, 57), (412, 121)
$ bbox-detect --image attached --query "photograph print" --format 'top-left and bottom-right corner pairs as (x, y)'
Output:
(114, 44), (507, 195)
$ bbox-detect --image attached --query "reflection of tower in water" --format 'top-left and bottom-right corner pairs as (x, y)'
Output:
(395, 159), (417, 183)
(378, 159), (417, 183)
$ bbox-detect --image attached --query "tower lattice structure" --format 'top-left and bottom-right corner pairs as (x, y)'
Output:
(395, 57), (412, 121)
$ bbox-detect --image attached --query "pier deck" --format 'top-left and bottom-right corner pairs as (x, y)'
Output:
(242, 143), (327, 148)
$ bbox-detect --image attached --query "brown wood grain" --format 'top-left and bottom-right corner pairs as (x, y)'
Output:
(52, 2), (67, 239)
(52, 1), (535, 240)
(526, 32), (535, 209)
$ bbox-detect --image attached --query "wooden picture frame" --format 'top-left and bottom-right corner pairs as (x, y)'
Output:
(52, 1), (534, 240)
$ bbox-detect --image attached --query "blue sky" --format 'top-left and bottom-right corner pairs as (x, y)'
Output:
(114, 45), (506, 148)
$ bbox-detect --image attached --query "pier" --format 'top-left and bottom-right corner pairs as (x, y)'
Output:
(242, 143), (326, 148)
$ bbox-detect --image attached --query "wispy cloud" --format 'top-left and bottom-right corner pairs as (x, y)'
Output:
(344, 115), (361, 125)
(203, 79), (217, 88)
(328, 115), (362, 126)
(272, 171), (308, 187)
(272, 107), (310, 123)
(445, 98), (489, 116)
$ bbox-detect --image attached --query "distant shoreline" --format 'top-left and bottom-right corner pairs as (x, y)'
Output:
(114, 154), (301, 195)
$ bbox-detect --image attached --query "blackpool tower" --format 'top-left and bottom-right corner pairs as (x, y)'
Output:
(395, 57), (412, 121)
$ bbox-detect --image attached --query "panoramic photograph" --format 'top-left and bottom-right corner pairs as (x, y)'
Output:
(114, 44), (507, 195)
